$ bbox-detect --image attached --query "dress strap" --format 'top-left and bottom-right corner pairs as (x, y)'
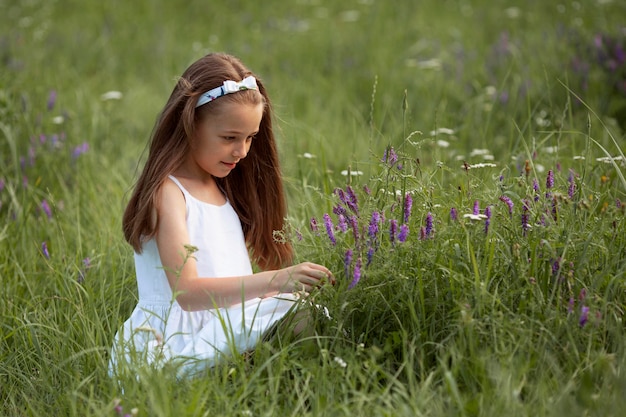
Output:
(167, 175), (189, 196)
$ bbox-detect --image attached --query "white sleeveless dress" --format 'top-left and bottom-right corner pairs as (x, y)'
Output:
(109, 176), (299, 376)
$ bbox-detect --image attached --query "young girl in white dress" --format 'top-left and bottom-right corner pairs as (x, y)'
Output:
(109, 53), (334, 376)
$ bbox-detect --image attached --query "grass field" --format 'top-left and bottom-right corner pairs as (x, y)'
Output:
(1, 0), (626, 415)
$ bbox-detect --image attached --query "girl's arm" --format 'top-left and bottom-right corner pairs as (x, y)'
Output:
(155, 179), (332, 311)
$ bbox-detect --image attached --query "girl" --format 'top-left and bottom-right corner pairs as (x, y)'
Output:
(110, 53), (333, 376)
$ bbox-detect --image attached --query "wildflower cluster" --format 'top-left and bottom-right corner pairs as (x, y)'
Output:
(0, 90), (92, 283)
(308, 149), (419, 288)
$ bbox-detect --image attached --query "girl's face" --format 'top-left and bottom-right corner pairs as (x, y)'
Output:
(190, 101), (264, 179)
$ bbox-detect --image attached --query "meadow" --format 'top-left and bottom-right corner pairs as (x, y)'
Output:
(1, 0), (625, 415)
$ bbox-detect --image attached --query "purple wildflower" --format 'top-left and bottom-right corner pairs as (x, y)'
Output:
(484, 206), (492, 234)
(533, 178), (540, 202)
(332, 204), (347, 217)
(41, 199), (52, 219)
(546, 170), (554, 198)
(425, 212), (433, 237)
(349, 215), (359, 241)
(349, 258), (362, 289)
(382, 146), (398, 166)
(41, 242), (50, 259)
(310, 217), (318, 233)
(522, 199), (530, 236)
(473, 200), (480, 216)
(617, 199), (622, 209)
(335, 188), (347, 205)
(337, 214), (348, 232)
(368, 211), (381, 239)
(403, 193), (413, 223)
(389, 219), (398, 244)
(398, 224), (409, 242)
(345, 186), (358, 214)
(567, 170), (576, 199)
(552, 257), (561, 276)
(363, 185), (371, 195)
(323, 213), (336, 245)
(77, 257), (91, 283)
(344, 249), (353, 278)
(450, 207), (458, 221)
(579, 305), (589, 327)
(47, 90), (57, 111)
(499, 195), (514, 217)
(579, 288), (587, 301)
(72, 142), (89, 159)
(0, 178), (5, 192)
(366, 246), (375, 266)
(568, 297), (575, 314)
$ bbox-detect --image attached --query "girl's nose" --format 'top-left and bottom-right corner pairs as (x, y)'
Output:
(233, 140), (249, 159)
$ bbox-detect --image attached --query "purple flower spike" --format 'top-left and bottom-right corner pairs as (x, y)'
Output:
(473, 200), (480, 216)
(41, 199), (52, 219)
(366, 246), (374, 266)
(579, 305), (589, 327)
(382, 146), (398, 166)
(323, 213), (336, 245)
(47, 90), (57, 111)
(403, 193), (413, 223)
(41, 242), (50, 259)
(425, 212), (433, 237)
(546, 170), (554, 198)
(568, 297), (575, 314)
(368, 211), (381, 239)
(337, 214), (348, 232)
(398, 224), (409, 243)
(310, 217), (318, 233)
(349, 215), (359, 242)
(450, 207), (458, 221)
(345, 186), (359, 214)
(344, 249), (353, 278)
(499, 195), (514, 217)
(484, 206), (492, 234)
(521, 199), (530, 236)
(349, 257), (362, 289)
(389, 219), (398, 244)
(567, 170), (576, 199)
(72, 142), (90, 159)
(533, 178), (540, 202)
(335, 188), (347, 205)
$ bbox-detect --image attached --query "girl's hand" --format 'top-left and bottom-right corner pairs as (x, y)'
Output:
(275, 262), (335, 294)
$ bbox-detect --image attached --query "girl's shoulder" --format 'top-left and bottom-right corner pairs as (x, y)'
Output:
(156, 177), (187, 216)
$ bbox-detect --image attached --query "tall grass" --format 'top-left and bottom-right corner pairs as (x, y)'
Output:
(1, 0), (625, 415)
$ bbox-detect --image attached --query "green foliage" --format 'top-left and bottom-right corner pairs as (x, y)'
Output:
(1, 0), (626, 416)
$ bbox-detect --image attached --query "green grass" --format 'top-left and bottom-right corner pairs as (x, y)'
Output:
(1, 0), (626, 415)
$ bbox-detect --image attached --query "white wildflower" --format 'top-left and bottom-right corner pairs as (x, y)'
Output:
(101, 91), (123, 101)
(430, 127), (455, 136)
(465, 163), (497, 169)
(463, 213), (488, 220)
(334, 356), (347, 368)
(52, 116), (64, 125)
(302, 152), (315, 159)
(436, 139), (450, 148)
(341, 169), (364, 176)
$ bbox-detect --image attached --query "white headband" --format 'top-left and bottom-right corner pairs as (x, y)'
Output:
(195, 76), (258, 108)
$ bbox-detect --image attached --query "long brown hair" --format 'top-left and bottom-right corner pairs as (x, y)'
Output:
(122, 53), (293, 270)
